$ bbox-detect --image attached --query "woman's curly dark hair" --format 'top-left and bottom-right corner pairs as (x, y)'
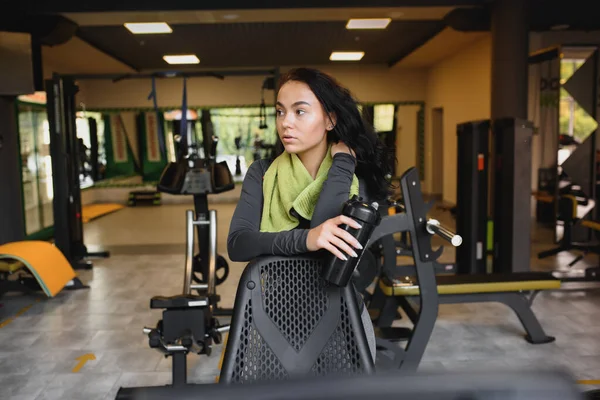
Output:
(273, 67), (394, 201)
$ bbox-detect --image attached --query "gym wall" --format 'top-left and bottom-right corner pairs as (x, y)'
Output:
(38, 33), (502, 203)
(75, 65), (428, 109)
(424, 34), (492, 204)
(395, 105), (422, 179)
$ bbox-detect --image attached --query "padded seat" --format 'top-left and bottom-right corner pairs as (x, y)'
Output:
(219, 255), (375, 384)
(379, 272), (561, 296)
(150, 295), (208, 309)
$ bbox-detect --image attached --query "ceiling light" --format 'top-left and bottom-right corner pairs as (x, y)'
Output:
(125, 22), (172, 34)
(330, 51), (365, 61)
(550, 24), (570, 31)
(222, 14), (239, 20)
(163, 54), (200, 64)
(346, 18), (391, 30)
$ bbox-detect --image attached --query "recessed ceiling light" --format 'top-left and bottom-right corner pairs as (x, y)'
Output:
(163, 54), (200, 65)
(550, 24), (570, 31)
(346, 18), (391, 30)
(330, 51), (365, 61)
(124, 22), (173, 34)
(222, 14), (239, 20)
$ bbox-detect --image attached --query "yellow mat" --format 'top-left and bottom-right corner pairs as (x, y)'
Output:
(82, 203), (125, 223)
(0, 241), (76, 297)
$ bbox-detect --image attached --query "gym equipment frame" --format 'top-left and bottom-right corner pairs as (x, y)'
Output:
(45, 74), (110, 270)
(115, 167), (459, 397)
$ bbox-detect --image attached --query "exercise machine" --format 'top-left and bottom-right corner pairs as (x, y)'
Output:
(116, 138), (233, 397)
(369, 143), (558, 344)
(45, 74), (109, 270)
(220, 167), (463, 379)
(116, 270), (228, 397)
(455, 118), (533, 275)
(370, 159), (559, 345)
(157, 114), (235, 314)
(115, 168), (481, 399)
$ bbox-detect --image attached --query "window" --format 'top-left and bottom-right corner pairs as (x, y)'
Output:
(559, 58), (598, 144)
(373, 104), (395, 133)
(17, 102), (54, 235)
(558, 52), (598, 166)
(209, 106), (277, 178)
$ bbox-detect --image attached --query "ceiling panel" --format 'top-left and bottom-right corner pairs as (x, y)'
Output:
(77, 20), (445, 70)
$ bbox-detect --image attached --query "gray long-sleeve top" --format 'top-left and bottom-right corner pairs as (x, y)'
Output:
(227, 153), (363, 262)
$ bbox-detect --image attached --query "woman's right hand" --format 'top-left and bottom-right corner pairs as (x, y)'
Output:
(306, 215), (363, 260)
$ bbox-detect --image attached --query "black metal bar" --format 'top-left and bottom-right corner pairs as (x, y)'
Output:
(46, 77), (77, 267)
(212, 307), (233, 317)
(116, 368), (582, 400)
(396, 167), (439, 371)
(369, 214), (409, 244)
(61, 69), (278, 81)
(0, 97), (25, 245)
(89, 117), (99, 181)
(591, 49), (599, 223)
(343, 284), (376, 373)
(373, 296), (399, 327)
(456, 119), (489, 274)
(193, 193), (210, 278)
(46, 75), (109, 270)
(431, 292), (555, 344)
(63, 77), (87, 260)
(492, 118), (534, 274)
(172, 352), (187, 388)
(396, 296), (419, 325)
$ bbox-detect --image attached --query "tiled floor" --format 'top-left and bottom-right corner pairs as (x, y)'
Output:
(1, 200), (600, 399)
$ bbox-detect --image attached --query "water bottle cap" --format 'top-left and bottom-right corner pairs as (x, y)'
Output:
(343, 197), (381, 224)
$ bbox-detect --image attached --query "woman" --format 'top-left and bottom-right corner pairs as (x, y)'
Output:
(227, 67), (393, 360)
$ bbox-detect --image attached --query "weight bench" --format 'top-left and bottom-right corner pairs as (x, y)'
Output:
(373, 272), (560, 345)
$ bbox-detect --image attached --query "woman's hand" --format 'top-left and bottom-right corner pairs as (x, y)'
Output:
(331, 141), (356, 158)
(306, 215), (363, 260)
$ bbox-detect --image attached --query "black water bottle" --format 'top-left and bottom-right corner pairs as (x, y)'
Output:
(321, 195), (382, 287)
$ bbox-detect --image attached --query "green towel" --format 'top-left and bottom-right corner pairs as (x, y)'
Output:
(260, 148), (359, 232)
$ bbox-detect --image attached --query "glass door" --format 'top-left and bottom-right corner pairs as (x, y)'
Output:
(17, 102), (53, 236)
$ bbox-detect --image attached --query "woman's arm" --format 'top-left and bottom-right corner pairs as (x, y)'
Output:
(310, 152), (357, 227)
(227, 160), (310, 262)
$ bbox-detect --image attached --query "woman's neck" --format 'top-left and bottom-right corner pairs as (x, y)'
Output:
(298, 142), (328, 179)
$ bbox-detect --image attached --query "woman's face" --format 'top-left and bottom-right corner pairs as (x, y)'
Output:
(275, 80), (332, 156)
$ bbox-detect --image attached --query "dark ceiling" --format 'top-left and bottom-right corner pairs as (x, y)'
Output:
(76, 20), (446, 71)
(15, 0), (485, 13)
(5, 0), (600, 74)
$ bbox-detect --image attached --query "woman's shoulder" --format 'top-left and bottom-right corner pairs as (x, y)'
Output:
(246, 158), (273, 178)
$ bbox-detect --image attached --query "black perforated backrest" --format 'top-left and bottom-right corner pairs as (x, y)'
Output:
(219, 255), (375, 384)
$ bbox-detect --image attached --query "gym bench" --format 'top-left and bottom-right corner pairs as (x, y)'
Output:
(372, 272), (560, 344)
(0, 241), (87, 297)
